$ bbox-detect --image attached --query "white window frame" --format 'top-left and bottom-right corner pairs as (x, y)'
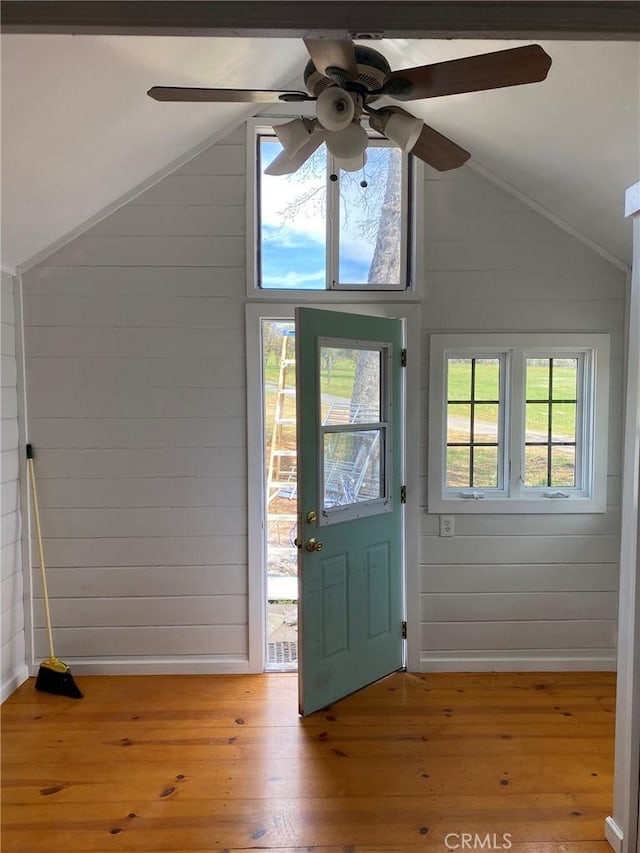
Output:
(316, 336), (393, 526)
(246, 115), (424, 301)
(428, 333), (610, 514)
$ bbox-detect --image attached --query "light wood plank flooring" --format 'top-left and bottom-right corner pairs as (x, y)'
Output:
(1, 671), (615, 852)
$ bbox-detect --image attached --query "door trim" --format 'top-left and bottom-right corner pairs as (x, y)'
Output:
(245, 302), (421, 673)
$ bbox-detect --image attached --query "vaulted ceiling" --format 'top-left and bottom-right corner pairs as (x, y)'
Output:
(1, 28), (638, 271)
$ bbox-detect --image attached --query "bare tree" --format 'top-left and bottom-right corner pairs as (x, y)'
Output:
(277, 143), (403, 409)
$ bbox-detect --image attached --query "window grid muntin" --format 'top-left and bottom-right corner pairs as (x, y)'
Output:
(523, 354), (584, 491)
(429, 335), (608, 513)
(446, 356), (502, 490)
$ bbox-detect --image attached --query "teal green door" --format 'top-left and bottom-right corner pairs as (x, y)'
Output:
(295, 307), (404, 716)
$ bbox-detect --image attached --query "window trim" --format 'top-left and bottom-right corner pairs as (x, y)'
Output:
(246, 116), (424, 301)
(428, 333), (610, 514)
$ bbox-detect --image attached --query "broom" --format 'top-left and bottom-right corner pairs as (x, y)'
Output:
(26, 444), (83, 699)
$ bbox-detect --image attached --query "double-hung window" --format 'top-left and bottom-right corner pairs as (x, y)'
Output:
(428, 334), (610, 513)
(253, 124), (414, 292)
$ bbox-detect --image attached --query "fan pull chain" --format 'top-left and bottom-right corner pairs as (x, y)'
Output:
(360, 156), (368, 188)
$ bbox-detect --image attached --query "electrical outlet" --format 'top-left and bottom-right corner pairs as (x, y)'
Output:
(439, 515), (454, 537)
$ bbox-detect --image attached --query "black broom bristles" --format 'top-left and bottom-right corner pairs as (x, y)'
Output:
(35, 656), (83, 699)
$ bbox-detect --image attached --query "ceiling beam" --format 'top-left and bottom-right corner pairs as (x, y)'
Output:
(1, 1), (639, 39)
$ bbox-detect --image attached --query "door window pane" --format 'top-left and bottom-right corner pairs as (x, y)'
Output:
(320, 346), (381, 423)
(318, 339), (390, 522)
(323, 430), (383, 508)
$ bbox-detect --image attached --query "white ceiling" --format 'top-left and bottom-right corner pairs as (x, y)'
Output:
(1, 34), (638, 271)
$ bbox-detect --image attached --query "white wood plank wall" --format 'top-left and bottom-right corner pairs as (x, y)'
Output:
(21, 127), (249, 673)
(419, 165), (625, 670)
(17, 123), (626, 676)
(1, 271), (27, 698)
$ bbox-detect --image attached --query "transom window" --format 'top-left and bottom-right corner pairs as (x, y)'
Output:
(430, 334), (610, 513)
(256, 127), (412, 291)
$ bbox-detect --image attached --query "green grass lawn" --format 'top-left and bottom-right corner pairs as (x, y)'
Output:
(264, 354), (579, 488)
(266, 356), (578, 437)
(446, 360), (578, 487)
(447, 361), (578, 436)
(265, 354), (362, 400)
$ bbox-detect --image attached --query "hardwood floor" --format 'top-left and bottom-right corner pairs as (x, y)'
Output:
(1, 671), (615, 852)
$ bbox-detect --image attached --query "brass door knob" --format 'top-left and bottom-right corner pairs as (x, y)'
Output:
(305, 538), (324, 552)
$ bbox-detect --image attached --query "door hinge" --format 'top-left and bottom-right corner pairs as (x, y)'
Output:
(400, 485), (407, 504)
(401, 348), (407, 367)
(402, 621), (407, 639)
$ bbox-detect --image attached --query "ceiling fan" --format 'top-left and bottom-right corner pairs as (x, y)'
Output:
(148, 39), (551, 175)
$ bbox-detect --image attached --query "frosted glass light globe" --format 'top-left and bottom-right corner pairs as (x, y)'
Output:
(316, 86), (355, 131)
(325, 123), (368, 160)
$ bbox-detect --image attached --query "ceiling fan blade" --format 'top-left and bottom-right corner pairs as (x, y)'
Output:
(303, 38), (358, 79)
(147, 86), (310, 104)
(264, 132), (326, 176)
(370, 105), (469, 171)
(411, 124), (471, 171)
(383, 44), (552, 101)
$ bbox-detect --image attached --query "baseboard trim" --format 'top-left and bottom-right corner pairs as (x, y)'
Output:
(28, 657), (251, 676)
(1, 664), (29, 703)
(419, 652), (617, 672)
(604, 815), (624, 852)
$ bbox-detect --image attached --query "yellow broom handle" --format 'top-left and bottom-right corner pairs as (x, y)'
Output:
(27, 452), (56, 660)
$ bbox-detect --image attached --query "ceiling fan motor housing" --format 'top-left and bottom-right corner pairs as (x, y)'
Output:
(304, 44), (391, 97)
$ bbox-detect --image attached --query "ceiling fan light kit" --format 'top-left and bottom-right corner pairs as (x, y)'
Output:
(371, 110), (425, 153)
(325, 122), (369, 161)
(335, 152), (368, 173)
(148, 38), (551, 176)
(315, 85), (356, 131)
(274, 117), (316, 157)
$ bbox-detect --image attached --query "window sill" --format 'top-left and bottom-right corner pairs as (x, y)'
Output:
(246, 288), (421, 303)
(428, 495), (607, 514)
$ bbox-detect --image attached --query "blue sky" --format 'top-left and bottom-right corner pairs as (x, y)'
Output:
(260, 138), (378, 289)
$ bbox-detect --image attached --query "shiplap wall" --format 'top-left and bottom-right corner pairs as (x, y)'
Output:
(21, 127), (248, 673)
(1, 271), (27, 697)
(18, 123), (625, 675)
(420, 165), (625, 670)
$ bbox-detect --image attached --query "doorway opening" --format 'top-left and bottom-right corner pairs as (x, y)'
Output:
(262, 320), (298, 670)
(249, 304), (420, 678)
(261, 316), (400, 672)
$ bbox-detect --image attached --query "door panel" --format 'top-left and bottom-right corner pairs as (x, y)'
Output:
(296, 307), (404, 716)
